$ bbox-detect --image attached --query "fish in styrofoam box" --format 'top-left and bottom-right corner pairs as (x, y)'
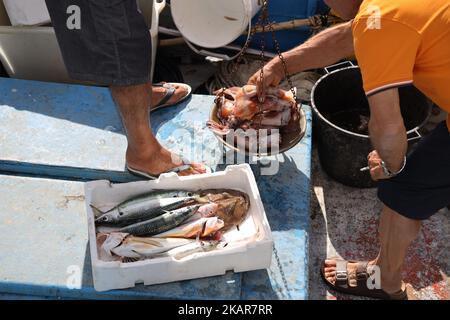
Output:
(84, 164), (273, 292)
(3, 0), (50, 26)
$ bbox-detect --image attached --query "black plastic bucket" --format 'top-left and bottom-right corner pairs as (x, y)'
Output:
(311, 62), (432, 188)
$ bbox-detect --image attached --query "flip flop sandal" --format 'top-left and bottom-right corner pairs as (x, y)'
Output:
(126, 156), (212, 180)
(151, 82), (192, 112)
(320, 258), (408, 300)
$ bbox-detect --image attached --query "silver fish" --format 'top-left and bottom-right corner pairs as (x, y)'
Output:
(102, 233), (194, 259)
(161, 240), (222, 260)
(154, 217), (224, 239)
(93, 190), (199, 225)
(118, 205), (201, 236)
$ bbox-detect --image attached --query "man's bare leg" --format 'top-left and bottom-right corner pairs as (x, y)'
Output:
(110, 84), (206, 175)
(324, 205), (421, 295)
(374, 205), (421, 292)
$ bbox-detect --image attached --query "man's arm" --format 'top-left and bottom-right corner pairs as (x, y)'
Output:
(368, 88), (407, 177)
(248, 21), (354, 88)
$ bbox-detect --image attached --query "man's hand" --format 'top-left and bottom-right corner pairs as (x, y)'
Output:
(367, 150), (390, 181)
(367, 89), (408, 178)
(248, 61), (284, 96)
(247, 21), (354, 96)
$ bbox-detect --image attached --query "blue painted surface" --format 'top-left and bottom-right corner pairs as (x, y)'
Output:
(0, 77), (223, 181)
(241, 109), (312, 300)
(0, 77), (312, 299)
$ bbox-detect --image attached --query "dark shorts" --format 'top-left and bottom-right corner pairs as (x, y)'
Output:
(378, 121), (450, 220)
(45, 0), (152, 86)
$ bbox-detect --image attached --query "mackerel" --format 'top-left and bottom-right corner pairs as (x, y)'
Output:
(93, 190), (199, 225)
(119, 205), (201, 236)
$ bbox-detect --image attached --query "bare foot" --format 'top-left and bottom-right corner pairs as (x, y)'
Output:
(151, 83), (189, 110)
(126, 145), (207, 177)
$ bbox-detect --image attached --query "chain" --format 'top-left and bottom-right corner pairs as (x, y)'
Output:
(257, 3), (268, 126)
(216, 0), (300, 110)
(215, 0), (268, 103)
(260, 4), (298, 105)
(273, 245), (292, 299)
(269, 22), (298, 103)
(229, 4), (266, 76)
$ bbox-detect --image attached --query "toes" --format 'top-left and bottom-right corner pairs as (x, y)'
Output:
(322, 259), (340, 286)
(177, 167), (196, 176)
(172, 83), (186, 91)
(324, 259), (337, 267)
(325, 275), (336, 284)
(177, 171), (193, 177)
(323, 266), (336, 285)
(177, 163), (208, 176)
(324, 267), (336, 273)
(190, 162), (207, 173)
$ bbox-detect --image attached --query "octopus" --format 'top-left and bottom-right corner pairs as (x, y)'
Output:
(207, 85), (300, 148)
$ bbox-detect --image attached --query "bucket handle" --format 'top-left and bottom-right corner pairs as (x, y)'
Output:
(155, 0), (166, 15)
(324, 61), (355, 74)
(407, 129), (422, 142)
(184, 38), (247, 61)
(181, 1), (258, 61)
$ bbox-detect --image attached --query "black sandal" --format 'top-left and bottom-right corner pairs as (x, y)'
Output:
(320, 258), (408, 300)
(151, 82), (192, 112)
(126, 156), (211, 180)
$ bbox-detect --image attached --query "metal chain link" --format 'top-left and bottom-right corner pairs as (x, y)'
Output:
(273, 245), (292, 299)
(230, 3), (267, 75)
(216, 0), (301, 115)
(214, 3), (298, 293)
(258, 2), (298, 104)
(215, 0), (268, 104)
(268, 22), (298, 103)
(257, 3), (268, 126)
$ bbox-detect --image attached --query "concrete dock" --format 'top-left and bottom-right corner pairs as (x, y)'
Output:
(309, 148), (449, 300)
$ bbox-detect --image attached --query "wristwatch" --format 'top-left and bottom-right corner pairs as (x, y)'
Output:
(381, 156), (407, 178)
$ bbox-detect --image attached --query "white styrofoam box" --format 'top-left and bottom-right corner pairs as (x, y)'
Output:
(3, 0), (50, 26)
(84, 164), (273, 292)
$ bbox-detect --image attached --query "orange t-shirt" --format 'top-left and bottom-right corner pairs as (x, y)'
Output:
(352, 0), (450, 131)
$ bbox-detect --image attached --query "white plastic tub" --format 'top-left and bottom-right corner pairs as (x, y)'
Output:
(84, 164), (273, 292)
(171, 0), (261, 49)
(0, 0), (164, 83)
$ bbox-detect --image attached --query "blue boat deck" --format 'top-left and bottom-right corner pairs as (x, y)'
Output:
(0, 77), (312, 300)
